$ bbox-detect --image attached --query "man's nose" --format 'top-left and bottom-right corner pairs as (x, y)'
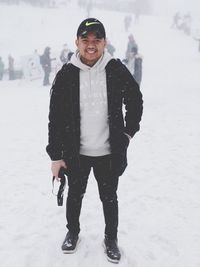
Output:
(87, 41), (96, 47)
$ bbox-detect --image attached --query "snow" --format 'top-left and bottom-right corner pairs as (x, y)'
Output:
(1, 2), (200, 267)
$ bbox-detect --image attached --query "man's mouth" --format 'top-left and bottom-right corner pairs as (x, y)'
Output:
(86, 49), (96, 54)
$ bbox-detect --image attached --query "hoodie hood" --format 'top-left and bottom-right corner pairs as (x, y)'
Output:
(70, 50), (113, 71)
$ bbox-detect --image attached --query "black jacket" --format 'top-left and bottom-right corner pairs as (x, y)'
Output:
(46, 59), (143, 176)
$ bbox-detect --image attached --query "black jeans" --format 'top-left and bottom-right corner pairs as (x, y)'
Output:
(66, 154), (119, 240)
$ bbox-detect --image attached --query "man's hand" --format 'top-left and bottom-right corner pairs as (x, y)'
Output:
(51, 160), (67, 179)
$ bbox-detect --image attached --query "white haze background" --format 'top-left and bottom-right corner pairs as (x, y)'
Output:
(0, 1), (200, 267)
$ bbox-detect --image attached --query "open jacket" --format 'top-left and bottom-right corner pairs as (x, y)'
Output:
(46, 59), (143, 176)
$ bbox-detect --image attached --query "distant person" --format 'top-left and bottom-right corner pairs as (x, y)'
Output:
(27, 49), (43, 80)
(86, 0), (93, 17)
(33, 49), (40, 65)
(125, 34), (138, 60)
(182, 12), (192, 35)
(124, 15), (132, 32)
(8, 54), (15, 80)
(134, 4), (141, 24)
(60, 44), (71, 65)
(46, 17), (143, 264)
(123, 46), (143, 85)
(106, 39), (116, 56)
(195, 38), (200, 52)
(193, 29), (200, 52)
(171, 12), (181, 29)
(0, 57), (5, 80)
(40, 46), (55, 86)
(67, 51), (74, 61)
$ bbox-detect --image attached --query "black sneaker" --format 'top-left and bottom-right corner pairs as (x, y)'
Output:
(104, 237), (121, 264)
(61, 231), (79, 254)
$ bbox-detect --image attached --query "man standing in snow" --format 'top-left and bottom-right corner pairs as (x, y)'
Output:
(46, 18), (143, 263)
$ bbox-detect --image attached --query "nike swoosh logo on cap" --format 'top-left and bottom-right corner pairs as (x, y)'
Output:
(85, 21), (100, 26)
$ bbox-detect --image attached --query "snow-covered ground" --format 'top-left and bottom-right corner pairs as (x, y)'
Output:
(0, 3), (200, 267)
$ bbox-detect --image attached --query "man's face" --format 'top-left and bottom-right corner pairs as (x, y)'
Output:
(75, 32), (106, 66)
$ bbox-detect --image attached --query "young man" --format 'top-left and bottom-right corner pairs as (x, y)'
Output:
(46, 18), (143, 263)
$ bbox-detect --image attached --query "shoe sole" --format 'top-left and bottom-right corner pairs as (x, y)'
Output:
(62, 237), (81, 254)
(102, 241), (120, 264)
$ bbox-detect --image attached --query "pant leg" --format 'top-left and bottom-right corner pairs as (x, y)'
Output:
(66, 155), (91, 235)
(92, 155), (119, 240)
(43, 70), (49, 85)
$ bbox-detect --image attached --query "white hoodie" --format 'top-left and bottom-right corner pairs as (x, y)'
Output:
(70, 51), (113, 156)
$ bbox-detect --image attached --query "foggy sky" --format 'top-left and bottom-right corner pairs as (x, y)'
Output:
(151, 0), (200, 17)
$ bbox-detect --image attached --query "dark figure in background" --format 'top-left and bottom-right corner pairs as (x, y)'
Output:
(60, 44), (71, 65)
(40, 46), (53, 86)
(124, 15), (132, 32)
(8, 54), (15, 80)
(86, 0), (93, 17)
(194, 29), (200, 52)
(134, 4), (141, 23)
(67, 51), (74, 61)
(197, 39), (200, 52)
(134, 50), (143, 85)
(106, 39), (116, 56)
(182, 12), (192, 35)
(123, 46), (143, 85)
(0, 57), (5, 80)
(171, 12), (181, 29)
(46, 18), (143, 264)
(125, 34), (138, 60)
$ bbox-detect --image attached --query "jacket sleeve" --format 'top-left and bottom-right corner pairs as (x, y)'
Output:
(46, 68), (66, 160)
(119, 61), (143, 137)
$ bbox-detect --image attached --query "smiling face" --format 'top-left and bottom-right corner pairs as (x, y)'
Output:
(75, 32), (106, 66)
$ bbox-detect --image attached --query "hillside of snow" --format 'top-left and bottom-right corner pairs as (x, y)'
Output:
(0, 3), (200, 267)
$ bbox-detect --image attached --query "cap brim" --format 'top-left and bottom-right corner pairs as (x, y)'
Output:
(78, 30), (105, 39)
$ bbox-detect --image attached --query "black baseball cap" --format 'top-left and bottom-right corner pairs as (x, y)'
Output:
(77, 18), (106, 39)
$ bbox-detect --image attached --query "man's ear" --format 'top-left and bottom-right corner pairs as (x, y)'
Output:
(75, 39), (78, 47)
